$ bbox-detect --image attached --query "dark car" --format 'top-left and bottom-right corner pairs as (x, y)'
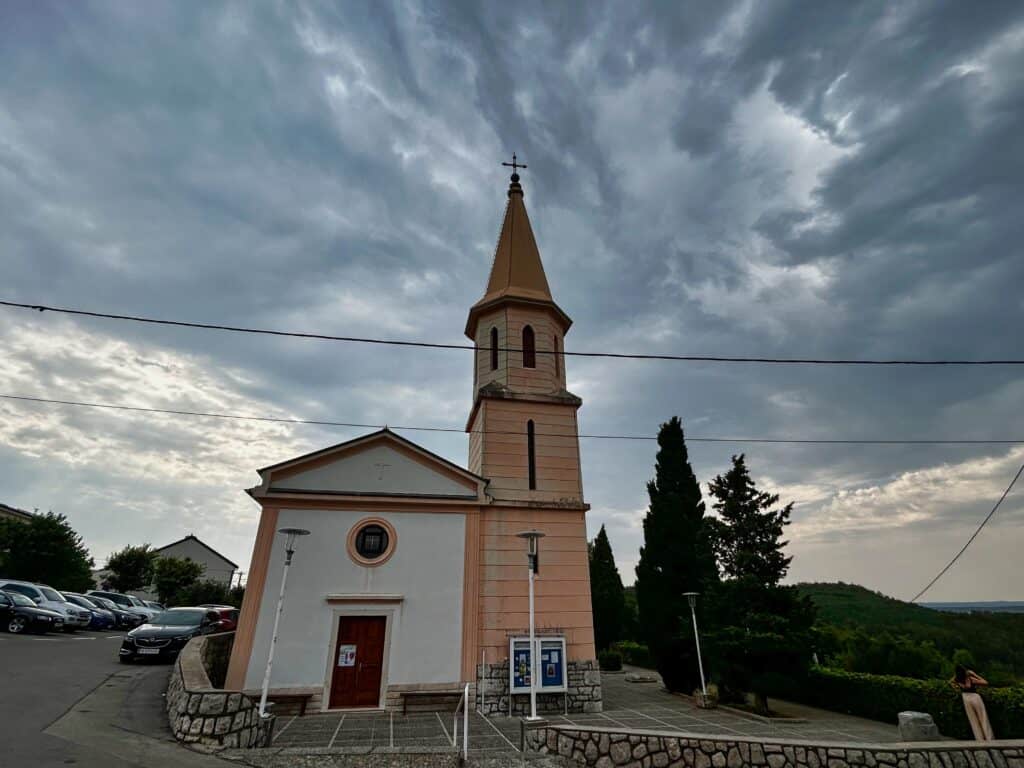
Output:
(87, 594), (143, 629)
(62, 592), (116, 630)
(0, 590), (65, 634)
(119, 607), (220, 663)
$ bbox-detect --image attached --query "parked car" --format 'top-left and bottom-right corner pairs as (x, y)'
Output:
(119, 607), (221, 663)
(0, 580), (91, 630)
(87, 595), (143, 629)
(204, 606), (239, 631)
(87, 590), (158, 622)
(0, 590), (66, 634)
(144, 601), (165, 611)
(62, 592), (116, 630)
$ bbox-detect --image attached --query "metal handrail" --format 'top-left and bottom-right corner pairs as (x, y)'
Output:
(452, 682), (470, 757)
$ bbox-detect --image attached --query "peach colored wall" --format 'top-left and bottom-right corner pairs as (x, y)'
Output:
(473, 305), (566, 396)
(225, 506), (279, 690)
(475, 508), (595, 664)
(475, 399), (583, 504)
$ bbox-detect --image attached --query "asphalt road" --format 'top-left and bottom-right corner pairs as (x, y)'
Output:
(0, 626), (220, 767)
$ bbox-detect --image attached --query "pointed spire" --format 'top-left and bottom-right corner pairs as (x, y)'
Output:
(465, 162), (571, 338)
(480, 175), (553, 304)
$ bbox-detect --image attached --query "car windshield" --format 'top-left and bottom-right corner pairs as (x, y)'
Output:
(40, 587), (64, 602)
(152, 609), (205, 626)
(128, 596), (145, 607)
(7, 592), (36, 607)
(69, 595), (98, 609)
(92, 597), (115, 609)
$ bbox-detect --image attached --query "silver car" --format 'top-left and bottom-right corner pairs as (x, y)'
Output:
(0, 580), (91, 630)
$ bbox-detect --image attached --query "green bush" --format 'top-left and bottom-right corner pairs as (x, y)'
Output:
(598, 650), (623, 671)
(773, 667), (1024, 739)
(612, 640), (655, 669)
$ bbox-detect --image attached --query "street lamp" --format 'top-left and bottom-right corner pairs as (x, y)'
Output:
(683, 592), (707, 697)
(515, 529), (545, 720)
(258, 527), (311, 719)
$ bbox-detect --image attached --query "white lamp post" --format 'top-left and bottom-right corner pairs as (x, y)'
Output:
(258, 527), (310, 719)
(516, 529), (545, 720)
(683, 591), (707, 697)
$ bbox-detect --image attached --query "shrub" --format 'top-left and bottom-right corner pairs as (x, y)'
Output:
(612, 640), (655, 669)
(772, 667), (1024, 739)
(598, 650), (623, 671)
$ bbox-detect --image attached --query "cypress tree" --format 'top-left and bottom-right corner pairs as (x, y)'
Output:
(589, 524), (627, 651)
(635, 416), (718, 691)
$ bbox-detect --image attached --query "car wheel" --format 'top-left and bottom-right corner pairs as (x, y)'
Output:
(8, 616), (27, 634)
(119, 655), (133, 664)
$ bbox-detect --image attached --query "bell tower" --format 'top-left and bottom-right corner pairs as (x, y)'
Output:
(465, 168), (584, 506)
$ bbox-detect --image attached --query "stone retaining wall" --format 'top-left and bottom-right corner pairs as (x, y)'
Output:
(166, 635), (273, 748)
(524, 724), (1024, 768)
(477, 659), (603, 715)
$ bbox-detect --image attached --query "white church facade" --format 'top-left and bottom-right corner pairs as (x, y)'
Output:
(226, 169), (602, 715)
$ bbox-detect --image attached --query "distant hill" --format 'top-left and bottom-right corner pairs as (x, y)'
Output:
(921, 601), (1024, 614)
(795, 582), (1024, 681)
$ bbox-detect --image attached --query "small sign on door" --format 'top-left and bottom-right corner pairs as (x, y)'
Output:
(338, 644), (357, 667)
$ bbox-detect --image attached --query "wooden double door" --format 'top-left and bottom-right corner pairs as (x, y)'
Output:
(329, 616), (387, 709)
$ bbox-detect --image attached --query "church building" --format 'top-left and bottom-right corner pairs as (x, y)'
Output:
(225, 168), (602, 715)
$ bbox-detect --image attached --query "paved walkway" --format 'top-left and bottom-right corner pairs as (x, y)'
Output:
(269, 667), (899, 756)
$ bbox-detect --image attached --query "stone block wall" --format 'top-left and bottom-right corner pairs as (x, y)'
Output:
(524, 725), (1024, 768)
(166, 635), (274, 749)
(477, 659), (602, 715)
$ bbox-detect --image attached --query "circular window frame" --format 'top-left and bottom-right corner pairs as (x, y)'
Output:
(346, 518), (397, 567)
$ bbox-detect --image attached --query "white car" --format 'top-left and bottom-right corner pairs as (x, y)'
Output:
(0, 580), (92, 630)
(87, 590), (159, 622)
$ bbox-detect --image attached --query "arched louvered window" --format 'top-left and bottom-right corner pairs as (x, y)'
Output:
(553, 335), (560, 378)
(522, 325), (536, 368)
(527, 419), (536, 490)
(490, 327), (499, 371)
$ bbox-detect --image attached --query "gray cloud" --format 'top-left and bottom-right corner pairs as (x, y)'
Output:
(1, 0), (1022, 600)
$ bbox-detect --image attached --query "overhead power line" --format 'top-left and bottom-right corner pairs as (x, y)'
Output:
(910, 461), (1024, 603)
(3, 299), (1023, 366)
(3, 392), (1024, 446)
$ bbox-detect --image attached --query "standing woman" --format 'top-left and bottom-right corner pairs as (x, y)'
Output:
(953, 664), (994, 740)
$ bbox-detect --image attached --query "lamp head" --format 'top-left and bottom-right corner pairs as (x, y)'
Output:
(515, 529), (545, 555)
(278, 527), (311, 551)
(683, 591), (699, 609)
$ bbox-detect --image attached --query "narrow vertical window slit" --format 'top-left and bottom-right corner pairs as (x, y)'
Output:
(527, 419), (536, 490)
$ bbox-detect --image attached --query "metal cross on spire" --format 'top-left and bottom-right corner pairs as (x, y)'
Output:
(502, 152), (527, 180)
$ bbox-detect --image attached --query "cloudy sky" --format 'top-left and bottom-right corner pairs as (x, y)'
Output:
(2, 1), (1023, 602)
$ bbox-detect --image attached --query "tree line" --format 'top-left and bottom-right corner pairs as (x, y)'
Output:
(589, 415), (814, 714)
(0, 514), (241, 607)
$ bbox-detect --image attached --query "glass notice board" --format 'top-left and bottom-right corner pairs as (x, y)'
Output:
(508, 636), (567, 694)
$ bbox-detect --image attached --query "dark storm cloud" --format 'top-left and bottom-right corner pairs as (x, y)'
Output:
(1, 0), (1022, 600)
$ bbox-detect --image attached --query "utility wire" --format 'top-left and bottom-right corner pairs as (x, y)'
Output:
(3, 299), (1023, 366)
(4, 392), (1024, 446)
(910, 461), (1024, 602)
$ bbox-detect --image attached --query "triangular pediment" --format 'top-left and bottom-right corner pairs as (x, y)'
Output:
(257, 430), (482, 499)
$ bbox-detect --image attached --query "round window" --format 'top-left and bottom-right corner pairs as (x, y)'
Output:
(355, 523), (389, 561)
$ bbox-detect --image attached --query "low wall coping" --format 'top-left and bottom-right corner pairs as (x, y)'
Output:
(541, 723), (1024, 751)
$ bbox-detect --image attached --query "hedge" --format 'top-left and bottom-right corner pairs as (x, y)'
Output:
(772, 667), (1024, 740)
(612, 641), (655, 670)
(599, 650), (623, 671)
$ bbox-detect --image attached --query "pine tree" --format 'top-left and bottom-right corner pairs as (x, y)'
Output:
(635, 416), (718, 691)
(706, 454), (815, 713)
(589, 525), (627, 651)
(708, 454), (792, 586)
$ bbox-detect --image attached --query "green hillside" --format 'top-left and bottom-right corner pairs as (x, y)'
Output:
(796, 582), (1024, 683)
